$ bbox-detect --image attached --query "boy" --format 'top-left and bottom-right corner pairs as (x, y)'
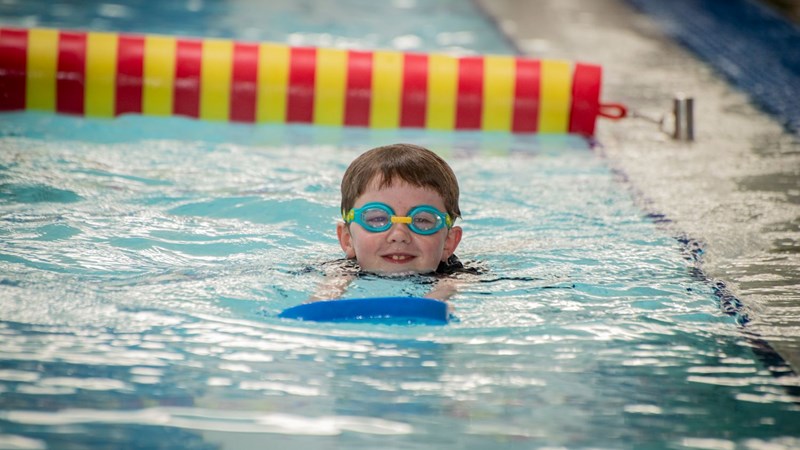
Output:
(313, 143), (471, 301)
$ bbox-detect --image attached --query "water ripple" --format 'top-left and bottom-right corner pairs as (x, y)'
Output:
(0, 407), (413, 436)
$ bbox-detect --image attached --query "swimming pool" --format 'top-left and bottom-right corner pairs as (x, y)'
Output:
(1, 1), (800, 449)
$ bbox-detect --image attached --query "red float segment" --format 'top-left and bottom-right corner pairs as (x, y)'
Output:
(569, 62), (602, 136)
(455, 56), (484, 130)
(174, 39), (202, 118)
(286, 47), (316, 123)
(400, 53), (427, 128)
(512, 58), (540, 133)
(115, 35), (144, 116)
(56, 31), (87, 115)
(230, 42), (259, 123)
(344, 50), (372, 127)
(0, 28), (28, 111)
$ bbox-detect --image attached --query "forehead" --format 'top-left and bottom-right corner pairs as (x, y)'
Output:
(357, 177), (446, 210)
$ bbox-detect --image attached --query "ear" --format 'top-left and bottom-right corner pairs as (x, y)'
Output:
(337, 222), (357, 258)
(441, 226), (462, 261)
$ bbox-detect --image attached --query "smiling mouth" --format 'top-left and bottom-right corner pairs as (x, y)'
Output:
(383, 254), (415, 263)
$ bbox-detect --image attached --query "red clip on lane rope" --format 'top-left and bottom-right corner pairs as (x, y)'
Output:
(598, 103), (628, 120)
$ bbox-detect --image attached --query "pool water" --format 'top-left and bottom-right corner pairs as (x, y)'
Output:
(2, 0), (800, 449)
(0, 0), (514, 54)
(2, 114), (798, 449)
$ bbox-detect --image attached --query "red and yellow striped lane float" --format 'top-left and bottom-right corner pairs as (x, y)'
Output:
(0, 27), (625, 135)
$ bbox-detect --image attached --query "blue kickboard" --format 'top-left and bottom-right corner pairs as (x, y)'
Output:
(278, 296), (449, 324)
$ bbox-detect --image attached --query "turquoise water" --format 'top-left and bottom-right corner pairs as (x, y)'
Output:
(0, 0), (514, 54)
(2, 1), (800, 449)
(2, 114), (798, 449)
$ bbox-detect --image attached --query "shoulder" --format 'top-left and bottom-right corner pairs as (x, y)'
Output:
(435, 254), (485, 276)
(319, 258), (361, 275)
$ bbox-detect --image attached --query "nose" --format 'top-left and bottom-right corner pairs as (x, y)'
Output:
(385, 223), (412, 243)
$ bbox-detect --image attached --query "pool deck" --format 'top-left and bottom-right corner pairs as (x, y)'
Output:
(478, 0), (800, 372)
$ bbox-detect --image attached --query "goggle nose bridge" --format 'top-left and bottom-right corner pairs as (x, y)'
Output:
(390, 216), (413, 225)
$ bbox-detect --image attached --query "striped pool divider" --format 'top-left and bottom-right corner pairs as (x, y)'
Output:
(0, 26), (606, 136)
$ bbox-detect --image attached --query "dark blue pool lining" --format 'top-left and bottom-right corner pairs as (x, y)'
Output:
(624, 0), (800, 136)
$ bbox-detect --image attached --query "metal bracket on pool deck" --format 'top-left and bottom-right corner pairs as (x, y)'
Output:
(672, 94), (694, 141)
(631, 93), (695, 141)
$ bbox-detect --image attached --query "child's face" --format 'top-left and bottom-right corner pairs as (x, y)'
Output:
(337, 178), (462, 274)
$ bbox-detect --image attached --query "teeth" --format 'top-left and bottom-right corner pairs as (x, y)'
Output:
(391, 255), (408, 260)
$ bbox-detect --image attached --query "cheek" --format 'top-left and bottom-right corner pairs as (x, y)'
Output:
(419, 235), (447, 257)
(350, 229), (380, 254)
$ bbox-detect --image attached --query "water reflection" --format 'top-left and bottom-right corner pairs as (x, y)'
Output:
(2, 117), (800, 448)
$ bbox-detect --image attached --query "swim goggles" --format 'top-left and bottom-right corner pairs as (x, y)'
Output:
(343, 202), (453, 235)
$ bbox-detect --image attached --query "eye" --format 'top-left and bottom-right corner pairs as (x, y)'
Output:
(412, 212), (439, 230)
(362, 209), (390, 227)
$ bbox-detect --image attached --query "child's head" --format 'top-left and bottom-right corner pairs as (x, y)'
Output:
(337, 143), (463, 274)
